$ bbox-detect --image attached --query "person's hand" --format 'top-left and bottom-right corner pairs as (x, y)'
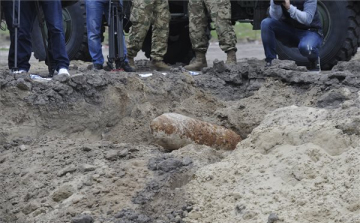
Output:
(283, 0), (291, 10)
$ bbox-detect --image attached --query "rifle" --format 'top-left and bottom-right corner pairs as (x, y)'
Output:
(107, 0), (126, 70)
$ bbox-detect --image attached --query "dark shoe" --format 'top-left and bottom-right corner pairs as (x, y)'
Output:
(93, 63), (103, 70)
(121, 62), (135, 72)
(48, 67), (55, 77)
(308, 57), (321, 72)
(265, 61), (272, 67)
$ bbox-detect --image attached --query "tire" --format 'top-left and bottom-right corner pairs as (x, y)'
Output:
(141, 22), (194, 65)
(276, 1), (360, 70)
(32, 0), (91, 62)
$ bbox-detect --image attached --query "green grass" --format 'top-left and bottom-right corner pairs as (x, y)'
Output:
(211, 22), (261, 42)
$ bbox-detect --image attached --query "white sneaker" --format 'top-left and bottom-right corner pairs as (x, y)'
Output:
(58, 68), (70, 76)
(12, 69), (27, 74)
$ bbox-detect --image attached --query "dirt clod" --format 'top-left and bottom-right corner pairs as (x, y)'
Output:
(52, 185), (75, 202)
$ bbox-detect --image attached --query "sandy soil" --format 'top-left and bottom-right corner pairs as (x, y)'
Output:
(1, 51), (360, 223)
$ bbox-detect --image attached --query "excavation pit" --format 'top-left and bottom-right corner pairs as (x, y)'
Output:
(1, 59), (360, 222)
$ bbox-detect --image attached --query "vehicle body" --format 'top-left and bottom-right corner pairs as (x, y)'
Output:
(30, 0), (360, 70)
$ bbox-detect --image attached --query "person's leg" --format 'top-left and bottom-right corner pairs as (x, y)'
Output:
(188, 0), (209, 54)
(118, 32), (135, 72)
(6, 0), (36, 71)
(149, 0), (171, 71)
(261, 18), (299, 63)
(206, 0), (237, 54)
(41, 0), (69, 71)
(126, 0), (153, 59)
(1, 1), (16, 69)
(184, 0), (208, 71)
(151, 0), (170, 61)
(86, 0), (107, 68)
(298, 30), (323, 62)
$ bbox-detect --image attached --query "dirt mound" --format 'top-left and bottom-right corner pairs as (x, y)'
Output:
(1, 59), (360, 222)
(184, 106), (360, 223)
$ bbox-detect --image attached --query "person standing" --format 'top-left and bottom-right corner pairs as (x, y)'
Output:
(126, 0), (171, 71)
(185, 0), (237, 71)
(10, 0), (70, 75)
(1, 0), (18, 72)
(86, 0), (133, 72)
(261, 0), (323, 71)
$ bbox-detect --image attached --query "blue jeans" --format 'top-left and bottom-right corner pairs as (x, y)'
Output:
(2, 0), (32, 70)
(261, 18), (323, 63)
(5, 0), (69, 71)
(40, 1), (70, 71)
(86, 0), (128, 65)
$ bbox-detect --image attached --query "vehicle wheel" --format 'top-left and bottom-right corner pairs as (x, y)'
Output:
(276, 1), (360, 70)
(32, 0), (91, 62)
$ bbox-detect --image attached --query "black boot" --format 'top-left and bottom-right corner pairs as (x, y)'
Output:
(121, 62), (135, 72)
(265, 61), (272, 67)
(308, 57), (321, 72)
(93, 63), (103, 70)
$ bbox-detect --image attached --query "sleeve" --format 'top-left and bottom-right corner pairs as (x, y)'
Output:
(269, 0), (283, 20)
(287, 0), (317, 26)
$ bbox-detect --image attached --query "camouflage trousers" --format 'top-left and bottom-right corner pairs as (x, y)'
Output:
(126, 0), (170, 61)
(188, 0), (237, 53)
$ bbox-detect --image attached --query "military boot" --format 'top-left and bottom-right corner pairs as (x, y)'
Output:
(184, 52), (207, 71)
(226, 50), (237, 65)
(151, 60), (171, 71)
